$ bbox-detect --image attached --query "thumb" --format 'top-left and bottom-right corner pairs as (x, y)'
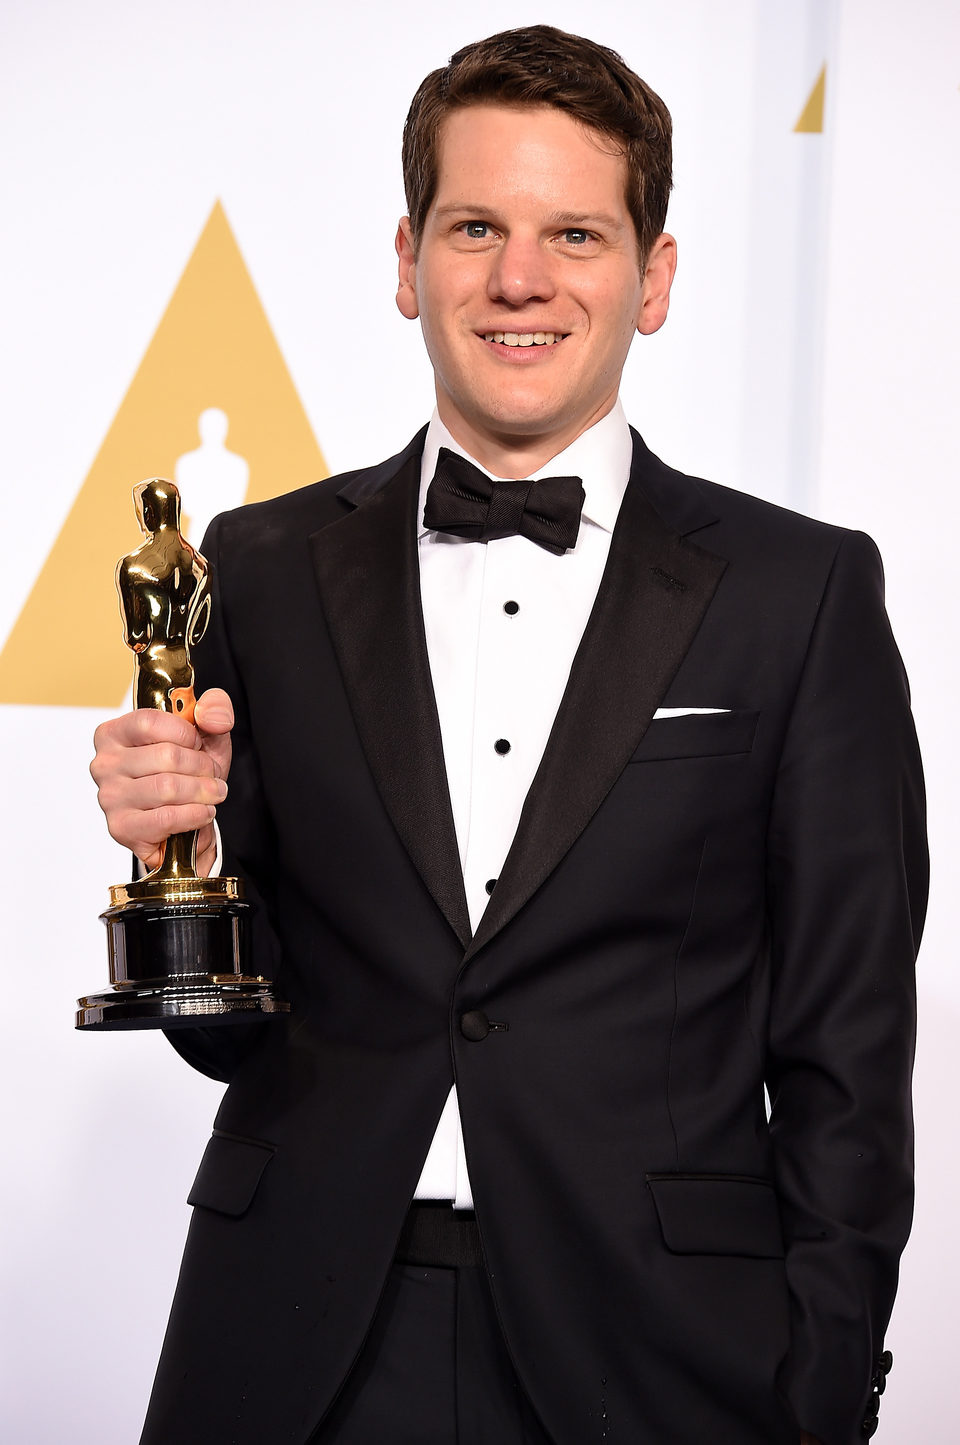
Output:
(194, 687), (234, 780)
(195, 687), (234, 736)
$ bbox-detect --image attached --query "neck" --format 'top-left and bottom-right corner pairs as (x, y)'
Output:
(437, 396), (617, 478)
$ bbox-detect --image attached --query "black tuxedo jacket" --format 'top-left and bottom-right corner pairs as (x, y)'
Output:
(141, 430), (926, 1445)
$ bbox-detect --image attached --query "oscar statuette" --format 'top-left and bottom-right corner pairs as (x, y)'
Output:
(76, 479), (290, 1029)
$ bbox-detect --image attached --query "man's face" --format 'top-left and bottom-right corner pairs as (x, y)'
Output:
(396, 103), (675, 474)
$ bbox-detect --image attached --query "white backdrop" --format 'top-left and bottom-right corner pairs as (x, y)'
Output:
(1, 2), (957, 1440)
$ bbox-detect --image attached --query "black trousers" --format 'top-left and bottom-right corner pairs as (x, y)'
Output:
(313, 1229), (553, 1444)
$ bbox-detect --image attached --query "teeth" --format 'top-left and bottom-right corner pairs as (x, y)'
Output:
(483, 332), (561, 347)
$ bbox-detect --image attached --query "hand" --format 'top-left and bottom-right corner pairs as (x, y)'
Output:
(90, 687), (234, 876)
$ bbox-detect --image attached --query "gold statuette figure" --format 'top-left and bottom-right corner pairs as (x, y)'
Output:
(76, 479), (289, 1029)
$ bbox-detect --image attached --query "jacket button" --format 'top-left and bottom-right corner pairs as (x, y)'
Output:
(460, 1010), (490, 1041)
(878, 1349), (893, 1375)
(861, 1419), (879, 1438)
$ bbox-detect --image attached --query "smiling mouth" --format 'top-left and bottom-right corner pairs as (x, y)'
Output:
(482, 331), (566, 347)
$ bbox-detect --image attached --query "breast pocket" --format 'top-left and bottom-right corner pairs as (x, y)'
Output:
(629, 709), (759, 763)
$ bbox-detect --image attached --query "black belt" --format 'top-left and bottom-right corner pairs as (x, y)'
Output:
(396, 1202), (484, 1268)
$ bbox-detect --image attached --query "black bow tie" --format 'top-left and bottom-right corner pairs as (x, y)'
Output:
(423, 449), (585, 556)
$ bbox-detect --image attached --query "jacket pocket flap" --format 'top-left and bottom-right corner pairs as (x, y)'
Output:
(187, 1133), (276, 1217)
(630, 710), (759, 762)
(647, 1174), (784, 1257)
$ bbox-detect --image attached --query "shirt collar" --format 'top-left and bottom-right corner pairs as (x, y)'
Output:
(418, 401), (633, 541)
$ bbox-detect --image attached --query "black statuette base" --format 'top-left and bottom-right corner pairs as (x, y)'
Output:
(77, 897), (289, 1031)
(76, 978), (289, 1030)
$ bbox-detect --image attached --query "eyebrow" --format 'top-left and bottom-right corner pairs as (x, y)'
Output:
(543, 211), (625, 231)
(433, 204), (495, 219)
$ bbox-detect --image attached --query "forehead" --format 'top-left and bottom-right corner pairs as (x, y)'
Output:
(432, 103), (630, 217)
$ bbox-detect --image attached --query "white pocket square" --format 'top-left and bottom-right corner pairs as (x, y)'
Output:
(652, 707), (731, 718)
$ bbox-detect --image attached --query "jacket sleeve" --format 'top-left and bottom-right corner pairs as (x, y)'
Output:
(163, 511), (284, 1084)
(765, 529), (927, 1445)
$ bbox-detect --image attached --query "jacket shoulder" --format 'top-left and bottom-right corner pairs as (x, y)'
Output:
(640, 440), (842, 545)
(692, 473), (847, 546)
(691, 474), (884, 589)
(637, 438), (870, 575)
(632, 435), (886, 617)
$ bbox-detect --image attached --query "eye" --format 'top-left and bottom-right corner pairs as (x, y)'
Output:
(563, 229), (590, 246)
(462, 221), (490, 239)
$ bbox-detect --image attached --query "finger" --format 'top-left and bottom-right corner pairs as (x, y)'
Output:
(94, 770), (227, 844)
(94, 740), (222, 785)
(112, 801), (220, 854)
(93, 708), (200, 756)
(135, 821), (218, 877)
(112, 770), (228, 814)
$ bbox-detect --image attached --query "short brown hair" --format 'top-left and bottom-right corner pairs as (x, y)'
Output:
(402, 25), (672, 264)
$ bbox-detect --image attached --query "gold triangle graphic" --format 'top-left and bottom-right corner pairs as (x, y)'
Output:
(0, 201), (327, 707)
(794, 63), (826, 133)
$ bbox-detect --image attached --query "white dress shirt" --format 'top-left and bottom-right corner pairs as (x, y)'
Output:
(413, 401), (634, 1208)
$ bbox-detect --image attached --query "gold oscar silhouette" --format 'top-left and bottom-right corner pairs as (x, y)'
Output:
(76, 479), (289, 1029)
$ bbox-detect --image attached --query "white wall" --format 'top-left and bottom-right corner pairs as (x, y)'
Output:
(1, 2), (955, 1440)
(816, 5), (960, 1439)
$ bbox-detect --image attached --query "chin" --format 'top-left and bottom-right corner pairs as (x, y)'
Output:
(471, 393), (573, 437)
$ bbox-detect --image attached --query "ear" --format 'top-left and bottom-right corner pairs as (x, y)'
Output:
(636, 233), (677, 336)
(395, 217), (419, 321)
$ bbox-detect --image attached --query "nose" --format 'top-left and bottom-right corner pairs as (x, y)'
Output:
(487, 232), (557, 306)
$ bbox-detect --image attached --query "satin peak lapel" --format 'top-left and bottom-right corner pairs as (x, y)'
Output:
(309, 446), (471, 949)
(466, 437), (727, 959)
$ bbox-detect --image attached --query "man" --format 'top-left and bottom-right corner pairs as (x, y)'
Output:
(90, 26), (926, 1445)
